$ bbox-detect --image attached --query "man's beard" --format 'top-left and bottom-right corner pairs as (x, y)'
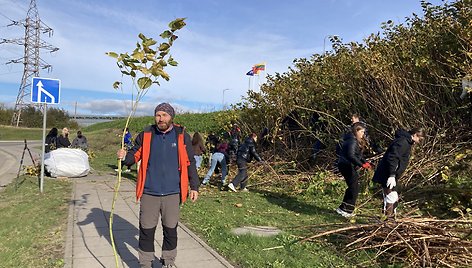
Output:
(157, 120), (172, 131)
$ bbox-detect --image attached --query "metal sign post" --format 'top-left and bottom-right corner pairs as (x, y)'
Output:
(40, 103), (47, 193)
(31, 77), (61, 193)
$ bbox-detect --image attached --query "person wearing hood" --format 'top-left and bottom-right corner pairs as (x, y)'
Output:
(372, 127), (424, 218)
(336, 122), (373, 218)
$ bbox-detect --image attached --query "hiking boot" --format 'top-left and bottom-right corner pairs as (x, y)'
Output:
(228, 183), (237, 192)
(336, 208), (355, 218)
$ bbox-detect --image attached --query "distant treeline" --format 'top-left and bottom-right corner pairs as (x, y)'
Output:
(0, 104), (79, 129)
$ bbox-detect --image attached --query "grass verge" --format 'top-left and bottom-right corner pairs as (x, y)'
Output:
(180, 177), (377, 268)
(83, 123), (379, 267)
(0, 176), (72, 268)
(0, 125), (43, 140)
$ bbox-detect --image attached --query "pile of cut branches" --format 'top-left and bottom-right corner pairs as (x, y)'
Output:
(301, 217), (472, 267)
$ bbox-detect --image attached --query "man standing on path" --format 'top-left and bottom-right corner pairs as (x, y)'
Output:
(372, 127), (424, 219)
(228, 133), (263, 192)
(117, 102), (199, 268)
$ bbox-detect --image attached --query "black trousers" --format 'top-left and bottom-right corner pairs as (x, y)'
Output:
(231, 159), (248, 189)
(338, 163), (359, 214)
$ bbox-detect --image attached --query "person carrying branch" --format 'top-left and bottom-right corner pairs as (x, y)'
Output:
(117, 102), (199, 268)
(372, 127), (424, 219)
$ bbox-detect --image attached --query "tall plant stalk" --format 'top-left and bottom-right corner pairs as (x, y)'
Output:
(105, 18), (186, 267)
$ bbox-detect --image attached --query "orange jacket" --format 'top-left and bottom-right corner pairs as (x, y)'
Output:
(124, 124), (198, 203)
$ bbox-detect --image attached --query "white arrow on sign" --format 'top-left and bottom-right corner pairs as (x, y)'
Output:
(37, 80), (55, 103)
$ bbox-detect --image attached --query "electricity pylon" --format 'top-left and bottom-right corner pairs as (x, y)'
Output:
(0, 0), (59, 126)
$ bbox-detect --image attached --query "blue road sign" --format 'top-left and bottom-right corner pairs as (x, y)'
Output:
(31, 77), (61, 104)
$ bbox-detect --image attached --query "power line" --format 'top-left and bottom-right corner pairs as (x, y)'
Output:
(0, 11), (14, 22)
(9, 0), (29, 13)
(0, 0), (59, 126)
(0, 70), (23, 76)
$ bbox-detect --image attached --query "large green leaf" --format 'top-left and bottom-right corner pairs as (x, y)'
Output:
(138, 33), (147, 41)
(137, 77), (152, 89)
(150, 63), (163, 76)
(106, 52), (118, 58)
(112, 81), (121, 89)
(144, 39), (157, 47)
(160, 70), (170, 81)
(160, 30), (172, 39)
(169, 18), (186, 31)
(131, 51), (144, 60)
(159, 43), (170, 51)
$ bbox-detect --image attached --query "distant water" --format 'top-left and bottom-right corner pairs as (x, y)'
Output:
(74, 118), (114, 127)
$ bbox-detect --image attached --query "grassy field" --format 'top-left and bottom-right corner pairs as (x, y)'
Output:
(0, 176), (72, 268)
(82, 117), (383, 267)
(0, 125), (43, 140)
(83, 111), (222, 134)
(180, 185), (373, 267)
(0, 117), (381, 267)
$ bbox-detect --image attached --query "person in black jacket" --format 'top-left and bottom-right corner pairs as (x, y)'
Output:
(45, 127), (58, 153)
(372, 127), (424, 218)
(56, 127), (71, 148)
(228, 133), (263, 192)
(336, 122), (373, 217)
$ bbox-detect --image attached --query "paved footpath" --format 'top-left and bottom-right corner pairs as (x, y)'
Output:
(64, 173), (234, 268)
(0, 141), (232, 267)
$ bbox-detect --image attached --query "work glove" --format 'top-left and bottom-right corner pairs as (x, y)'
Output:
(361, 162), (372, 169)
(386, 176), (396, 189)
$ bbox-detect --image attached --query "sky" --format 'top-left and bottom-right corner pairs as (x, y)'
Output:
(0, 0), (443, 116)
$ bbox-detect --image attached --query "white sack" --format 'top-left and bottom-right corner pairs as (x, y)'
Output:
(44, 148), (90, 178)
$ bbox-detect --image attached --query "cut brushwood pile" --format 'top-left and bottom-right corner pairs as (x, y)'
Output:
(301, 217), (472, 267)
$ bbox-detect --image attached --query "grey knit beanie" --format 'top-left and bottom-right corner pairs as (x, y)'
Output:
(154, 102), (175, 118)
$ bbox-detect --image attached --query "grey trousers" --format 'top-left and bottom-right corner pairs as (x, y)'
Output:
(138, 193), (180, 268)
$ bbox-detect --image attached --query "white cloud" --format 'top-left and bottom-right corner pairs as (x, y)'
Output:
(0, 0), (314, 113)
